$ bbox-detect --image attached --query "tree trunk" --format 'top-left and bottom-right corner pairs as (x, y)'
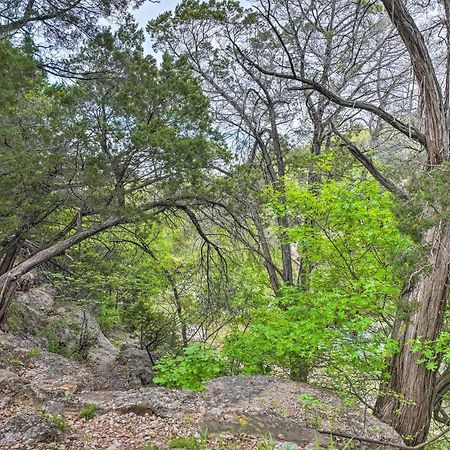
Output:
(371, 0), (450, 443)
(0, 216), (121, 330)
(375, 222), (450, 444)
(0, 236), (24, 276)
(0, 275), (19, 331)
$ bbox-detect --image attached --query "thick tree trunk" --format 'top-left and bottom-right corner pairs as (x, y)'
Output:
(375, 222), (450, 444)
(371, 0), (450, 443)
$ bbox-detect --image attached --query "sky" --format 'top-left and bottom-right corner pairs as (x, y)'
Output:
(133, 0), (180, 54)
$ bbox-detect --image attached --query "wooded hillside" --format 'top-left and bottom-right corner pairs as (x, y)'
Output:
(1, 0), (450, 447)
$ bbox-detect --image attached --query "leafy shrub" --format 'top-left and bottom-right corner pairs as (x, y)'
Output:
(51, 415), (70, 432)
(153, 343), (224, 391)
(168, 431), (208, 449)
(79, 404), (97, 420)
(42, 413), (70, 432)
(142, 444), (159, 450)
(27, 347), (41, 358)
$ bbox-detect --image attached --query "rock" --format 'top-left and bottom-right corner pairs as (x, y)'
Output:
(0, 369), (24, 396)
(200, 376), (403, 448)
(24, 351), (93, 397)
(73, 311), (118, 365)
(106, 439), (121, 450)
(77, 387), (201, 418)
(7, 297), (50, 338)
(117, 343), (154, 387)
(75, 376), (402, 449)
(15, 286), (54, 312)
(17, 270), (47, 292)
(43, 401), (65, 416)
(0, 412), (60, 446)
(88, 330), (118, 365)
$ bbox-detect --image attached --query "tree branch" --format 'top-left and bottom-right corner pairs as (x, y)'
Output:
(235, 48), (426, 147)
(331, 123), (409, 200)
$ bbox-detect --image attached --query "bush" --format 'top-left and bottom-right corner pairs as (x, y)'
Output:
(153, 343), (224, 391)
(79, 404), (97, 420)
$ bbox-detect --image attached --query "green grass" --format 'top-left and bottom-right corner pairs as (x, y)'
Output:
(79, 404), (97, 420)
(168, 430), (209, 449)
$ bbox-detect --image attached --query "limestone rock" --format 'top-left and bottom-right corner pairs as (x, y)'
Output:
(15, 286), (54, 312)
(23, 351), (93, 396)
(199, 376), (402, 448)
(0, 412), (60, 446)
(0, 369), (24, 396)
(117, 343), (154, 387)
(75, 376), (402, 449)
(43, 401), (65, 416)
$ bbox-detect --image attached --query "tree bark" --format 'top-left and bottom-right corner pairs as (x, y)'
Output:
(369, 0), (450, 443)
(0, 236), (24, 276)
(375, 222), (450, 444)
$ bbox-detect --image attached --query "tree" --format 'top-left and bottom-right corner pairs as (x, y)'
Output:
(0, 0), (135, 40)
(0, 21), (221, 330)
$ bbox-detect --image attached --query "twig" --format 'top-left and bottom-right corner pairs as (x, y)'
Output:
(317, 426), (450, 449)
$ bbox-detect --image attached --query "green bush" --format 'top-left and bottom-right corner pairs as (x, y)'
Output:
(153, 343), (224, 391)
(42, 413), (70, 432)
(79, 404), (97, 420)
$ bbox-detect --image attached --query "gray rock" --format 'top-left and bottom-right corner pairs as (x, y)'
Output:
(76, 376), (402, 449)
(0, 412), (60, 445)
(87, 330), (118, 365)
(15, 286), (54, 311)
(23, 351), (93, 397)
(200, 376), (403, 448)
(118, 343), (154, 387)
(74, 311), (118, 365)
(0, 369), (24, 396)
(78, 387), (201, 418)
(43, 401), (65, 416)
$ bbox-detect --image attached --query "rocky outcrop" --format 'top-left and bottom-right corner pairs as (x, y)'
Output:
(117, 343), (153, 387)
(1, 286), (404, 449)
(23, 350), (93, 396)
(0, 412), (61, 447)
(76, 376), (402, 449)
(0, 333), (93, 406)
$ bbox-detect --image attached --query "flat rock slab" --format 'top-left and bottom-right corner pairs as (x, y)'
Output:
(76, 376), (403, 448)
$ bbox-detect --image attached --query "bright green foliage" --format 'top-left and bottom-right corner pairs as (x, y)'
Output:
(223, 174), (409, 384)
(153, 343), (225, 391)
(79, 404), (97, 420)
(46, 414), (70, 432)
(168, 431), (209, 449)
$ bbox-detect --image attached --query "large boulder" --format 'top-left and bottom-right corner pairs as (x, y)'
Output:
(23, 350), (93, 397)
(46, 309), (118, 365)
(200, 376), (403, 448)
(117, 343), (154, 387)
(76, 376), (402, 448)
